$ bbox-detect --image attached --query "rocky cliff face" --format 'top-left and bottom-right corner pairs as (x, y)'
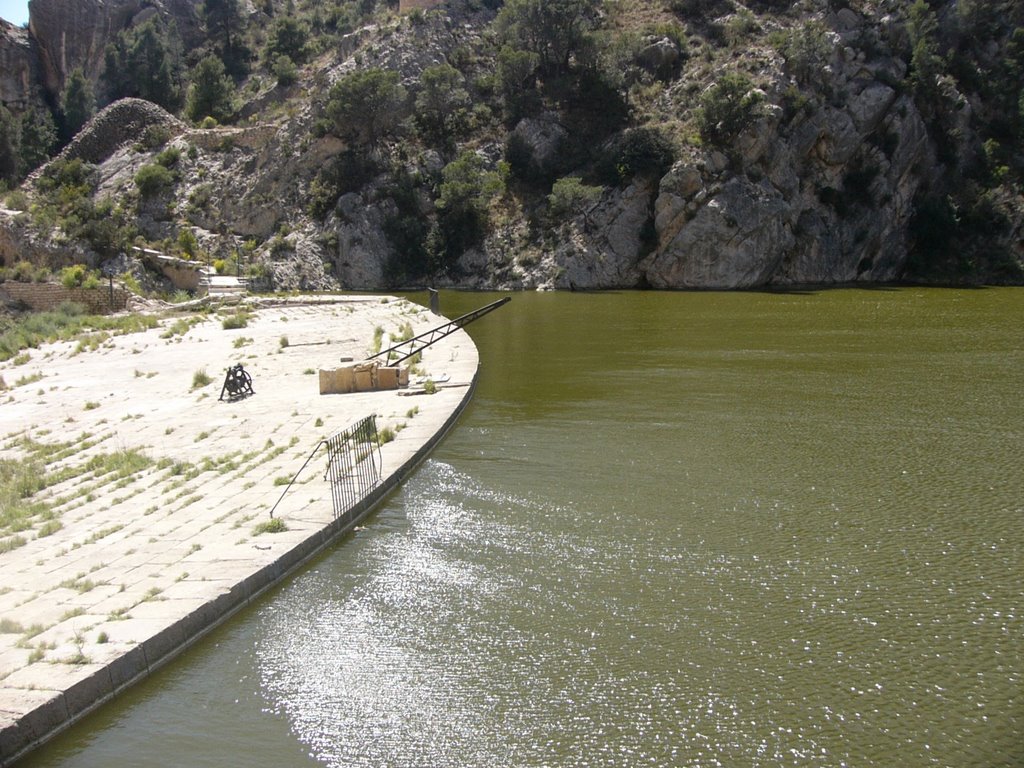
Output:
(0, 20), (40, 111)
(0, 0), (202, 109)
(642, 17), (934, 289)
(28, 0), (200, 95)
(2, 0), (1020, 291)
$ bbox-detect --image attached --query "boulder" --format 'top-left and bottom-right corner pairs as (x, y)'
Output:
(510, 115), (568, 178)
(330, 193), (390, 290)
(551, 181), (652, 289)
(848, 82), (896, 133)
(636, 37), (680, 78)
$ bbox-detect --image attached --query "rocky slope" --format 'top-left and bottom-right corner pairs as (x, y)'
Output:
(1, 0), (1021, 291)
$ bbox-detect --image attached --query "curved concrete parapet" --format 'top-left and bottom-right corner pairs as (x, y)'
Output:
(0, 295), (480, 765)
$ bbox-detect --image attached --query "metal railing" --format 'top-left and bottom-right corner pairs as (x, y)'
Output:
(268, 415), (382, 521)
(322, 416), (382, 520)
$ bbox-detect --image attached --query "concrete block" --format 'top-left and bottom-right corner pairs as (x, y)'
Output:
(319, 366), (355, 395)
(353, 365), (374, 391)
(140, 623), (187, 671)
(0, 690), (66, 762)
(63, 666), (115, 719)
(107, 645), (149, 692)
(377, 367), (400, 390)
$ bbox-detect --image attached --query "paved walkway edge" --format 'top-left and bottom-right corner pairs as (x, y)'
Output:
(2, 364), (479, 766)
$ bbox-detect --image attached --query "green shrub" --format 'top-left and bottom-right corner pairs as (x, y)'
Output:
(140, 124), (172, 149)
(37, 157), (93, 193)
(548, 176), (603, 217)
(135, 163), (175, 198)
(221, 312), (249, 330)
(176, 228), (200, 258)
(191, 368), (213, 390)
(155, 146), (181, 168)
(0, 535), (27, 554)
(59, 264), (88, 288)
(697, 72), (766, 148)
(253, 517), (288, 535)
(36, 520), (62, 537)
(10, 260), (42, 282)
(271, 54), (299, 87)
(4, 189), (28, 211)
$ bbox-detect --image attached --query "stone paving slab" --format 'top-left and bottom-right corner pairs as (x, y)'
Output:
(0, 294), (481, 765)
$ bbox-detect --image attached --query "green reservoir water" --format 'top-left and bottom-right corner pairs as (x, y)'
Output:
(24, 289), (1023, 767)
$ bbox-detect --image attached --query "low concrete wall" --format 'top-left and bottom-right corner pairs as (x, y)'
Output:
(0, 366), (478, 766)
(0, 282), (129, 314)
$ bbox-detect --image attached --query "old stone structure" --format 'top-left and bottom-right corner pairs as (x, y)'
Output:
(0, 282), (129, 313)
(58, 98), (186, 166)
(399, 0), (445, 12)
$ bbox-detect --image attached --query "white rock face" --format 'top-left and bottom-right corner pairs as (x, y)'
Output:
(647, 178), (794, 289)
(551, 181), (652, 290)
(0, 22), (37, 111)
(331, 193), (390, 290)
(3, 1), (1017, 292)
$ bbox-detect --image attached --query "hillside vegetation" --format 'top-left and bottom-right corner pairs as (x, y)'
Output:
(0, 0), (1021, 292)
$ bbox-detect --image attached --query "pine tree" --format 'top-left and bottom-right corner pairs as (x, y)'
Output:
(414, 64), (470, 148)
(186, 55), (234, 123)
(61, 68), (96, 141)
(325, 68), (407, 147)
(0, 106), (20, 185)
(264, 15), (309, 66)
(494, 0), (600, 75)
(104, 17), (184, 111)
(203, 0), (250, 78)
(18, 105), (57, 177)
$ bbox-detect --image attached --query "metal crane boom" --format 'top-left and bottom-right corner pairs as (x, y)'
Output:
(366, 296), (510, 366)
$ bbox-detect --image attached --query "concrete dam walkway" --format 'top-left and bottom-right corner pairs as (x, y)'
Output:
(0, 294), (480, 765)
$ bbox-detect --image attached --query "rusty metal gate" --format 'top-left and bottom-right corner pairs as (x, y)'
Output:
(322, 416), (382, 520)
(267, 415), (382, 521)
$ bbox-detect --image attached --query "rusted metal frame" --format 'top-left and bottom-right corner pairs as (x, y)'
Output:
(267, 416), (382, 521)
(366, 297), (510, 366)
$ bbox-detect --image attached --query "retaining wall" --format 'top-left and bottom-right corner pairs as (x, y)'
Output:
(0, 282), (129, 314)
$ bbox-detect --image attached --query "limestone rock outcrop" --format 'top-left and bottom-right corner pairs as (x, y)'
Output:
(28, 0), (200, 95)
(0, 20), (39, 111)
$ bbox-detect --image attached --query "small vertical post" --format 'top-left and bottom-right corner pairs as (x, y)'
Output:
(428, 288), (439, 315)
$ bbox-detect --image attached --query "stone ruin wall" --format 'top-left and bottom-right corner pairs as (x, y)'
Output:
(399, 0), (444, 12)
(0, 282), (129, 314)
